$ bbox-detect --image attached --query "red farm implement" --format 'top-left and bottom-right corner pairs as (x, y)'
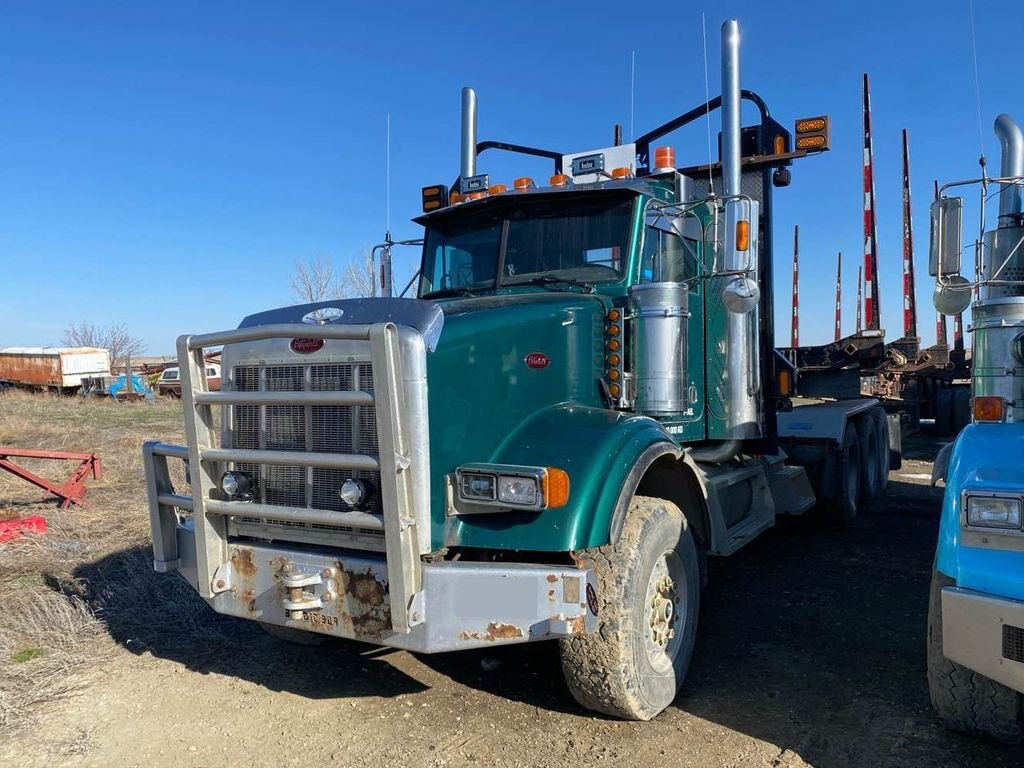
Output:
(0, 448), (102, 508)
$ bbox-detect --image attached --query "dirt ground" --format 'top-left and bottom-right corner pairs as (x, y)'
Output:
(1, 395), (1022, 767)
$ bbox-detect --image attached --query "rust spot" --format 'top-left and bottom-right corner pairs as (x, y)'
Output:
(546, 574), (558, 583)
(458, 623), (525, 643)
(231, 548), (257, 577)
(568, 616), (585, 634)
(351, 612), (390, 638)
(486, 622), (524, 640)
(547, 589), (556, 601)
(342, 569), (386, 607)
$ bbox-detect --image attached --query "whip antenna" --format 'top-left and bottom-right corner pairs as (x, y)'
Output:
(701, 12), (714, 194)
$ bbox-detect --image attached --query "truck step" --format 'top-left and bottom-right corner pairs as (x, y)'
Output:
(767, 464), (816, 516)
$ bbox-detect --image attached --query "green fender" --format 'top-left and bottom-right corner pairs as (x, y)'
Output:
(443, 403), (686, 552)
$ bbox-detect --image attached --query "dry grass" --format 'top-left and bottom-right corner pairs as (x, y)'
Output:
(0, 391), (198, 735)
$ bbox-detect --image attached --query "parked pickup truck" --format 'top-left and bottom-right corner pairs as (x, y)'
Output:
(158, 364), (221, 397)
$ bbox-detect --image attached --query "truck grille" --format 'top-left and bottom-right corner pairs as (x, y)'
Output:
(230, 362), (383, 517)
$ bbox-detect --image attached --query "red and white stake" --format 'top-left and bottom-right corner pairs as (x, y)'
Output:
(835, 251), (843, 342)
(791, 225), (799, 347)
(862, 73), (882, 331)
(901, 129), (918, 338)
(856, 265), (863, 333)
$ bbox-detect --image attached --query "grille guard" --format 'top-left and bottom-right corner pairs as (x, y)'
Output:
(145, 321), (425, 633)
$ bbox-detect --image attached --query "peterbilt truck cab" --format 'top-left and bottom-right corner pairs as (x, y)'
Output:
(143, 19), (893, 720)
(927, 113), (1024, 741)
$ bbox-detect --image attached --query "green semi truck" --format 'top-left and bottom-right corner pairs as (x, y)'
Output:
(143, 19), (896, 720)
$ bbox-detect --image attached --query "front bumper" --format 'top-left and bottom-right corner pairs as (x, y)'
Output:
(942, 586), (1024, 694)
(167, 522), (597, 653)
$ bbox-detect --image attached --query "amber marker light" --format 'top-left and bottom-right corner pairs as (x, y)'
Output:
(514, 177), (534, 190)
(488, 184), (507, 195)
(607, 338), (621, 351)
(736, 220), (750, 252)
(653, 146), (675, 169)
(607, 308), (621, 322)
(610, 167), (630, 179)
(542, 468), (571, 508)
(973, 396), (1005, 423)
(550, 174), (570, 187)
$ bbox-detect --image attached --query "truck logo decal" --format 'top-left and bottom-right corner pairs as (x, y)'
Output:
(586, 583), (599, 616)
(290, 338), (325, 354)
(524, 352), (550, 370)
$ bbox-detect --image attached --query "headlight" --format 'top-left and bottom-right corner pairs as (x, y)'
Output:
(454, 464), (570, 513)
(339, 478), (368, 508)
(966, 495), (1023, 529)
(497, 475), (539, 506)
(460, 472), (496, 501)
(220, 471), (251, 500)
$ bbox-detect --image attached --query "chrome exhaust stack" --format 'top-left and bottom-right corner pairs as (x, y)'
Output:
(460, 87), (478, 182)
(721, 20), (742, 201)
(995, 113), (1024, 221)
(718, 19), (762, 443)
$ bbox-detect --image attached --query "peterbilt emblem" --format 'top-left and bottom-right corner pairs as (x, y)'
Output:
(524, 352), (550, 370)
(290, 338), (325, 354)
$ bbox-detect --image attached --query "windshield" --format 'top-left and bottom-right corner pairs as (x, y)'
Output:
(418, 194), (634, 297)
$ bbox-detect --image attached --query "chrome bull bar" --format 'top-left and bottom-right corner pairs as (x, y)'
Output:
(144, 321), (423, 633)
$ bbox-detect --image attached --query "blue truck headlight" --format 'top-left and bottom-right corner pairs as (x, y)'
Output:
(966, 495), (1023, 529)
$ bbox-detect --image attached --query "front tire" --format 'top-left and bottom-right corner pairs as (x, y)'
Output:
(927, 569), (1023, 742)
(559, 496), (700, 720)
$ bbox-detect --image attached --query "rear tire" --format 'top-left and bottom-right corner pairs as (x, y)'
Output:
(559, 496), (700, 720)
(952, 388), (971, 434)
(935, 389), (953, 436)
(824, 424), (861, 524)
(927, 569), (1023, 742)
(258, 622), (329, 646)
(855, 413), (880, 502)
(870, 407), (890, 495)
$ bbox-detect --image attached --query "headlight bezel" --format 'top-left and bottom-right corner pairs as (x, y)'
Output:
(963, 491), (1024, 532)
(454, 464), (568, 514)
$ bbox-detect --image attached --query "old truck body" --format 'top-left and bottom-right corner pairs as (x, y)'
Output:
(927, 113), (1024, 741)
(143, 20), (896, 720)
(0, 347), (111, 391)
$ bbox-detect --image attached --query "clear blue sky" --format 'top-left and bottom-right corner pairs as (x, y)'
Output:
(0, 1), (1017, 354)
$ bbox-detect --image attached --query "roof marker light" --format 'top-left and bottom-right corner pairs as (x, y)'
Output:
(653, 146), (675, 171)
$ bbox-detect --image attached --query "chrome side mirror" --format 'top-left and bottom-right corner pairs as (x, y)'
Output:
(929, 196), (963, 277)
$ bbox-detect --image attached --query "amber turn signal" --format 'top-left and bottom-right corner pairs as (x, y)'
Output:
(973, 396), (1005, 423)
(542, 468), (571, 508)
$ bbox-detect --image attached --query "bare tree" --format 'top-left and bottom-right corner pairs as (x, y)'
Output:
(291, 251), (377, 305)
(291, 254), (341, 304)
(342, 250), (377, 298)
(62, 321), (147, 370)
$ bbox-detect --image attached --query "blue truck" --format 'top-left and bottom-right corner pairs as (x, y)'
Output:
(928, 113), (1024, 741)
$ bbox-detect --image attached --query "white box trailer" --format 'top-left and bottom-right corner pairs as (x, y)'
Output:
(0, 347), (111, 390)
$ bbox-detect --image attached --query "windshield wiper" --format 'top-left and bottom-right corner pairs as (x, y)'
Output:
(420, 287), (480, 300)
(508, 274), (596, 293)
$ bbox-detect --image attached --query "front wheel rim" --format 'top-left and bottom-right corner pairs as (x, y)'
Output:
(644, 550), (686, 673)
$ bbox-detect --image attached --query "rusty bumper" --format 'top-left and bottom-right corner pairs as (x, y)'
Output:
(169, 523), (597, 653)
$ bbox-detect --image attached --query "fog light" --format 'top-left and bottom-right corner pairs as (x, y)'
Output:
(220, 471), (251, 499)
(339, 478), (367, 507)
(966, 495), (1022, 530)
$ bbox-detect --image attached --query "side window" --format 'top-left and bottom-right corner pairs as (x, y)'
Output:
(640, 227), (699, 285)
(206, 367), (218, 377)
